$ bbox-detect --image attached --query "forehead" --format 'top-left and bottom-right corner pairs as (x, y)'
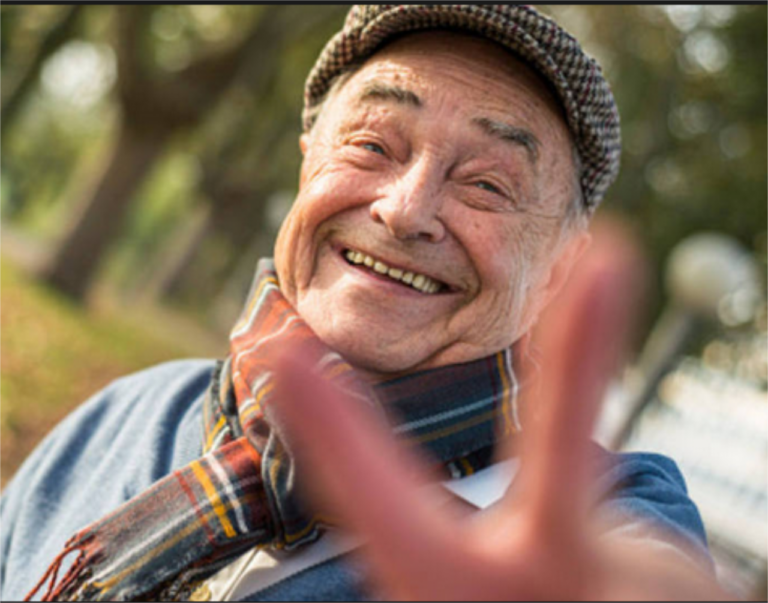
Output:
(362, 31), (564, 108)
(325, 31), (573, 160)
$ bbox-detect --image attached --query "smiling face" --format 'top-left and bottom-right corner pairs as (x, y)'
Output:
(275, 32), (589, 380)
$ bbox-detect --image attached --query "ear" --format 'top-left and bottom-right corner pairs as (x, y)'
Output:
(298, 133), (313, 187)
(300, 133), (311, 156)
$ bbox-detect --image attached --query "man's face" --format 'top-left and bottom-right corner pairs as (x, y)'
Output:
(275, 32), (585, 379)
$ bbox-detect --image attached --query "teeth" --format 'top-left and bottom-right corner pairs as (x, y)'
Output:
(343, 249), (443, 294)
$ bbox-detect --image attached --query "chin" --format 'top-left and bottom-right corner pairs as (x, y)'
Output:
(314, 329), (427, 379)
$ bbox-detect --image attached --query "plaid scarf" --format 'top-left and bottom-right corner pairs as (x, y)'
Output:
(27, 260), (519, 602)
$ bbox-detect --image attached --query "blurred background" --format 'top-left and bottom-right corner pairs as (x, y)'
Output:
(1, 5), (765, 599)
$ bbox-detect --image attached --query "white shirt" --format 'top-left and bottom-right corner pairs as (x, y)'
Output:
(203, 460), (519, 601)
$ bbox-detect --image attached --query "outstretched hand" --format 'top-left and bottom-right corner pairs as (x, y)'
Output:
(273, 218), (726, 601)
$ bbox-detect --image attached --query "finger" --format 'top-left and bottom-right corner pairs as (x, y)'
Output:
(514, 218), (648, 532)
(272, 343), (464, 595)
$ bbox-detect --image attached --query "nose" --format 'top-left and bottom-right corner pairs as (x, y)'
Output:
(370, 159), (446, 243)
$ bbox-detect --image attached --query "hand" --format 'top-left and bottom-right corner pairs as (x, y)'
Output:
(273, 217), (727, 601)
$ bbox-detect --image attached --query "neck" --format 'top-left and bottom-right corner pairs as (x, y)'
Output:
(350, 341), (524, 387)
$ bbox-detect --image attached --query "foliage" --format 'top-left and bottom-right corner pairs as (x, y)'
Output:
(1, 8), (764, 588)
(546, 5), (767, 325)
(0, 257), (220, 485)
(1, 5), (765, 326)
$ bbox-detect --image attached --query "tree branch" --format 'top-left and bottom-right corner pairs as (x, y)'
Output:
(1, 6), (83, 129)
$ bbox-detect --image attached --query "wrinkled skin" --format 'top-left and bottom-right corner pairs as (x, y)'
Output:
(275, 32), (588, 380)
(274, 217), (728, 601)
(270, 30), (728, 602)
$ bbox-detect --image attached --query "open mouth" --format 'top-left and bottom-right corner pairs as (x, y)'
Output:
(342, 248), (448, 295)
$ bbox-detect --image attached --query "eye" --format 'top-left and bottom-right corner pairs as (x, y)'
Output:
(361, 142), (386, 156)
(474, 180), (502, 195)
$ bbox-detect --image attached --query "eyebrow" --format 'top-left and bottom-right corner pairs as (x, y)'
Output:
(356, 82), (540, 164)
(472, 117), (540, 164)
(358, 82), (422, 108)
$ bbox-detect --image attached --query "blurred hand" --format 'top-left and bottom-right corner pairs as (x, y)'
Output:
(273, 217), (727, 601)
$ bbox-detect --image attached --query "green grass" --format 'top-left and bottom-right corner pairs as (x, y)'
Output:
(1, 257), (221, 486)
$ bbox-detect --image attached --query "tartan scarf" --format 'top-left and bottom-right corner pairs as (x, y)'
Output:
(27, 259), (519, 602)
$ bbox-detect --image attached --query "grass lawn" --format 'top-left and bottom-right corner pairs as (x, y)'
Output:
(1, 256), (224, 487)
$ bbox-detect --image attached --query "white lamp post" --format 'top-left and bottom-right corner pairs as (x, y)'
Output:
(607, 232), (761, 449)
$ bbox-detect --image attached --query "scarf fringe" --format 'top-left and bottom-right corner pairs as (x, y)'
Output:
(25, 537), (94, 602)
(23, 263), (515, 601)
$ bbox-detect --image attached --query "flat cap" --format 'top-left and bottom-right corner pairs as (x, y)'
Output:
(303, 5), (621, 212)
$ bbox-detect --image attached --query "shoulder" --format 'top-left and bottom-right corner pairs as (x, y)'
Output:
(62, 359), (215, 446)
(595, 448), (691, 500)
(592, 447), (714, 572)
(594, 448), (696, 520)
(22, 358), (217, 488)
(97, 358), (218, 413)
(1, 359), (218, 601)
(24, 359), (216, 475)
(3, 360), (215, 504)
(3, 357), (218, 496)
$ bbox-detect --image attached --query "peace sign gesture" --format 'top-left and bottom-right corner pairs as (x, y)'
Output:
(274, 218), (727, 601)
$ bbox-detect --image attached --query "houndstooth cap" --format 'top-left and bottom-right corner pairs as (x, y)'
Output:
(303, 5), (621, 212)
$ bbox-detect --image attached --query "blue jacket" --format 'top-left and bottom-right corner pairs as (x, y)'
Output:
(1, 360), (713, 601)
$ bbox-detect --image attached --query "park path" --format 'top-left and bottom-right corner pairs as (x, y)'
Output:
(1, 223), (48, 274)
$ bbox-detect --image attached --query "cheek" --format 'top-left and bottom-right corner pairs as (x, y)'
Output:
(470, 217), (528, 290)
(274, 210), (303, 302)
(500, 222), (563, 334)
(275, 165), (382, 297)
(300, 157), (385, 221)
(464, 217), (552, 330)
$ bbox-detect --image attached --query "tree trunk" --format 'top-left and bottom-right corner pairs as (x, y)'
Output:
(137, 203), (212, 303)
(40, 121), (171, 300)
(37, 5), (330, 303)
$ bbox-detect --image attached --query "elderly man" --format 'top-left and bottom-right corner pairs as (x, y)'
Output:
(3, 6), (722, 601)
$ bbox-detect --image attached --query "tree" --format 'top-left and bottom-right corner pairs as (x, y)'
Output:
(1, 6), (83, 134)
(38, 6), (300, 301)
(134, 6), (346, 308)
